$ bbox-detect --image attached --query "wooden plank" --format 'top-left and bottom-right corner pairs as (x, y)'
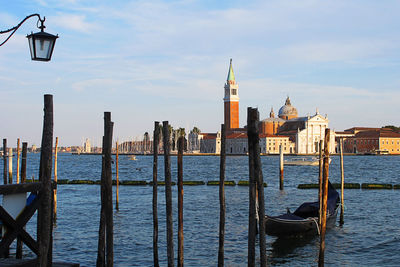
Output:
(0, 183), (42, 195)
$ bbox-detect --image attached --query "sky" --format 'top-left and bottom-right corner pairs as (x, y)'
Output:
(1, 0), (400, 147)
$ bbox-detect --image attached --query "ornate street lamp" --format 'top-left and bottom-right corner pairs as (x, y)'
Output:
(0, 14), (58, 62)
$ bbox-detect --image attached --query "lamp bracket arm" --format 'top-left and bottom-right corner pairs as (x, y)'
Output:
(0, 13), (43, 47)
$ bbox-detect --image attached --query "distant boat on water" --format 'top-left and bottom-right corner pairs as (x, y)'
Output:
(129, 155), (137, 160)
(284, 157), (331, 166)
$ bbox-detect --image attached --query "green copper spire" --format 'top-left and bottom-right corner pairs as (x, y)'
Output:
(227, 58), (235, 82)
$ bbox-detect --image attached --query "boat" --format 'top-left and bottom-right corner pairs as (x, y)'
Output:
(284, 157), (331, 166)
(265, 181), (340, 237)
(129, 155), (137, 160)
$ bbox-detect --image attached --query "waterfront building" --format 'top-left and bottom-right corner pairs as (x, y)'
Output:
(200, 132), (221, 154)
(342, 128), (400, 154)
(225, 132), (292, 154)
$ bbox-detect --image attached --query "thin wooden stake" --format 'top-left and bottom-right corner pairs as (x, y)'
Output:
(3, 139), (7, 185)
(153, 121), (160, 267)
(319, 129), (330, 267)
(16, 138), (20, 184)
(218, 124), (226, 267)
(8, 147), (13, 184)
(116, 141), (119, 211)
(21, 142), (27, 184)
(318, 140), (323, 228)
(163, 121), (174, 267)
(177, 136), (184, 267)
(279, 144), (284, 190)
(339, 138), (345, 225)
(54, 137), (58, 220)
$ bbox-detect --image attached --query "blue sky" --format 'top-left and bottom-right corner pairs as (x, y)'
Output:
(1, 0), (400, 147)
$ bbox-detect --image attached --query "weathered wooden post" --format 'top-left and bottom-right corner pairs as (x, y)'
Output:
(153, 121), (160, 267)
(318, 129), (330, 267)
(37, 94), (54, 267)
(279, 144), (284, 190)
(318, 139), (323, 228)
(177, 136), (184, 267)
(21, 142), (27, 184)
(2, 139), (6, 185)
(115, 141), (119, 211)
(163, 121), (174, 267)
(54, 137), (59, 220)
(247, 107), (267, 267)
(16, 138), (20, 184)
(339, 138), (345, 225)
(218, 124), (226, 267)
(97, 137), (106, 267)
(97, 112), (114, 267)
(8, 147), (13, 184)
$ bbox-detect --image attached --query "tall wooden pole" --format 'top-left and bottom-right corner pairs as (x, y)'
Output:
(38, 94), (54, 267)
(21, 142), (27, 183)
(16, 138), (20, 183)
(153, 121), (160, 267)
(218, 124), (226, 267)
(177, 136), (184, 267)
(54, 137), (59, 220)
(339, 138), (345, 225)
(105, 112), (114, 267)
(318, 139), (323, 228)
(319, 129), (330, 267)
(97, 136), (106, 267)
(163, 121), (174, 267)
(115, 141), (119, 211)
(279, 144), (284, 190)
(247, 107), (267, 267)
(8, 147), (13, 184)
(247, 108), (257, 267)
(2, 139), (6, 184)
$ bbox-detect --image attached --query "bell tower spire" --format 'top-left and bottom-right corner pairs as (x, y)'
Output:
(224, 59), (239, 130)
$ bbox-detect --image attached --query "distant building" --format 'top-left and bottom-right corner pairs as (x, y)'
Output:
(83, 138), (91, 153)
(342, 128), (400, 154)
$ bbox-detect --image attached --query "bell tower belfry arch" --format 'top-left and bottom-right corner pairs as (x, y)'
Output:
(223, 59), (239, 130)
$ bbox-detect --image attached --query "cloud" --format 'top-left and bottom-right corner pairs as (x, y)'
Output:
(51, 13), (99, 33)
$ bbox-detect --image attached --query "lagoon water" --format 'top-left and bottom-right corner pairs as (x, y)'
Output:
(2, 153), (400, 266)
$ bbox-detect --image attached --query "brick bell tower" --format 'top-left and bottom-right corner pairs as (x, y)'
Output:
(224, 59), (239, 130)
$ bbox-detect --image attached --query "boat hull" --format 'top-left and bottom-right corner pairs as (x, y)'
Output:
(265, 207), (338, 237)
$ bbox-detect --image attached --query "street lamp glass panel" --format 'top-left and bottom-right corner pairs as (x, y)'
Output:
(27, 31), (58, 61)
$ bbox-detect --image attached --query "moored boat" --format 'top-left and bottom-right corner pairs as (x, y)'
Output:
(265, 181), (340, 237)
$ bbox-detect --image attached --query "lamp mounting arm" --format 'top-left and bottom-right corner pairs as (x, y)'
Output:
(0, 13), (45, 47)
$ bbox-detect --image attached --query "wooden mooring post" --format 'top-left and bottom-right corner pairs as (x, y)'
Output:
(163, 121), (174, 267)
(318, 129), (330, 267)
(152, 121), (160, 267)
(97, 112), (114, 267)
(177, 136), (184, 267)
(279, 144), (284, 190)
(218, 124), (226, 267)
(38, 94), (55, 266)
(115, 141), (119, 211)
(21, 142), (27, 184)
(8, 148), (12, 184)
(247, 107), (267, 267)
(339, 138), (345, 225)
(3, 139), (6, 185)
(16, 139), (20, 184)
(54, 137), (59, 220)
(318, 140), (323, 228)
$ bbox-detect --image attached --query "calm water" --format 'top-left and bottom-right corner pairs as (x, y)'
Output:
(2, 153), (400, 266)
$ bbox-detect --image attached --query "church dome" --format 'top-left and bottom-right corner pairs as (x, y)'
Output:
(278, 97), (298, 120)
